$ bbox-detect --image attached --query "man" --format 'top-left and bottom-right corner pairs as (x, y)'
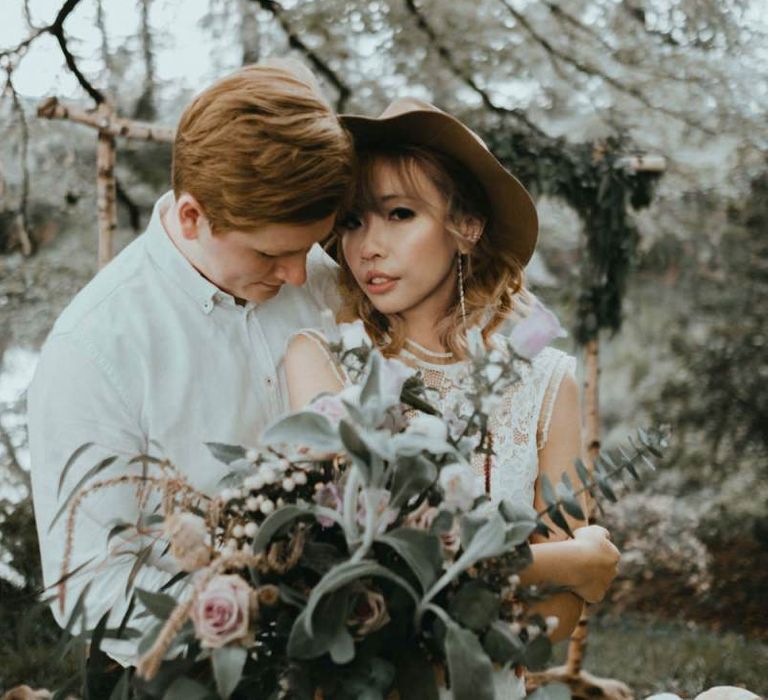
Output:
(27, 61), (352, 665)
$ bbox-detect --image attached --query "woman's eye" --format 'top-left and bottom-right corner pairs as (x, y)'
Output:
(337, 213), (362, 231)
(389, 207), (415, 221)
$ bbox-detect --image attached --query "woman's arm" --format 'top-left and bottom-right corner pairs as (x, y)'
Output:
(519, 371), (619, 642)
(284, 332), (346, 410)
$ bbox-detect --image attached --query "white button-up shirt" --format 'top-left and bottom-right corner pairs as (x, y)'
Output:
(27, 192), (340, 664)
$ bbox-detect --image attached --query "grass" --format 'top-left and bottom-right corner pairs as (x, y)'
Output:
(550, 614), (768, 698)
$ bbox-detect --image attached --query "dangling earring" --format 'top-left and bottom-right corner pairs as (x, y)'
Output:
(457, 253), (468, 328)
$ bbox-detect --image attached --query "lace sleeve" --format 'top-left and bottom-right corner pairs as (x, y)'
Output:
(286, 329), (348, 388)
(536, 350), (577, 450)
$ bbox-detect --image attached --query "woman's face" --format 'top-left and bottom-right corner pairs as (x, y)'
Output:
(340, 161), (460, 322)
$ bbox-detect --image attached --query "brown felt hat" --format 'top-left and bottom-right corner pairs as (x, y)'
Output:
(339, 97), (538, 266)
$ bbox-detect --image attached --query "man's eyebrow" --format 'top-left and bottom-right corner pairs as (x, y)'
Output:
(258, 244), (313, 256)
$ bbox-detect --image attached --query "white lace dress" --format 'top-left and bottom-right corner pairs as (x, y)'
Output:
(397, 339), (576, 700)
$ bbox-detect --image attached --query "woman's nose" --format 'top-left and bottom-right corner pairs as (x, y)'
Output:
(359, 218), (386, 261)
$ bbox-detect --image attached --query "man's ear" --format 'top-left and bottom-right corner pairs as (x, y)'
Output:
(176, 194), (208, 241)
(456, 216), (485, 254)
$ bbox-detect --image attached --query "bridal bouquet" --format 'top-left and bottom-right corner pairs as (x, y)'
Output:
(55, 307), (663, 700)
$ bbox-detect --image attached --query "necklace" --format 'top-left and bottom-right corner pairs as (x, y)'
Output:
(402, 338), (455, 365)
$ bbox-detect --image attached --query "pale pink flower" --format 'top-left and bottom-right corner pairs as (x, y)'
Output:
(509, 300), (566, 359)
(406, 413), (448, 443)
(191, 574), (252, 648)
(356, 488), (399, 534)
(379, 356), (416, 405)
(165, 512), (210, 572)
(313, 482), (343, 527)
(308, 393), (348, 427)
(439, 463), (478, 513)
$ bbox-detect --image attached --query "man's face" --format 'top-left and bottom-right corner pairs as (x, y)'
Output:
(193, 215), (336, 303)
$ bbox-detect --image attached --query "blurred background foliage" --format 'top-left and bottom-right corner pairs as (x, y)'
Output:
(0, 0), (766, 695)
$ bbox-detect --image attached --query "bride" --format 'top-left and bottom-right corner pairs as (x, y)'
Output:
(283, 97), (619, 697)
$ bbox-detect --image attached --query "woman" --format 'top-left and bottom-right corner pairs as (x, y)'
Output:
(284, 98), (619, 693)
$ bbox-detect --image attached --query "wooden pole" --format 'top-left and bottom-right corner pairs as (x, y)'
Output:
(565, 336), (600, 676)
(96, 104), (117, 268)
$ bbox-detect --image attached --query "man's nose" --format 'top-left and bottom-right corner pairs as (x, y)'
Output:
(276, 253), (308, 286)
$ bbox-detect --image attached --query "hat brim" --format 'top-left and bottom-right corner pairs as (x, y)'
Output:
(338, 109), (538, 266)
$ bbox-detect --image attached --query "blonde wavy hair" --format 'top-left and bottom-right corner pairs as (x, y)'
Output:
(336, 145), (529, 359)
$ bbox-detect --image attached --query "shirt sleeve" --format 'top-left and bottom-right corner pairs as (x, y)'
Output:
(27, 332), (189, 665)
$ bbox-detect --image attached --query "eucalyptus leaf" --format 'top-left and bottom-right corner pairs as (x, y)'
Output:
(389, 456), (437, 508)
(448, 581), (500, 632)
(482, 620), (525, 665)
(524, 634), (553, 670)
(573, 458), (591, 488)
(540, 474), (557, 507)
(498, 499), (538, 524)
(212, 646), (247, 699)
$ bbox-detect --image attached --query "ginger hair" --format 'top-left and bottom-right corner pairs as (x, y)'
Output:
(172, 61), (353, 232)
(335, 146), (527, 359)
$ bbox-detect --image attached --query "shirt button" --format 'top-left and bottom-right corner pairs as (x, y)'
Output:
(203, 300), (213, 313)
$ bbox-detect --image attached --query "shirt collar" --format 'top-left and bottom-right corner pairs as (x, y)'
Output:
(144, 191), (222, 314)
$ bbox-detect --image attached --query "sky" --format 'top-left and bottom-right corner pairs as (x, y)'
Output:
(1, 0), (241, 99)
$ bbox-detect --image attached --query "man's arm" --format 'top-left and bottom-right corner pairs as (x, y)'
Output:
(28, 333), (188, 665)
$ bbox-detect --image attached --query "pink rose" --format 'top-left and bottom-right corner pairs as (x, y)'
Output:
(509, 300), (566, 359)
(191, 574), (252, 648)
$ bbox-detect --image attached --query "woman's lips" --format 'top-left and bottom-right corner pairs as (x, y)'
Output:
(365, 274), (399, 294)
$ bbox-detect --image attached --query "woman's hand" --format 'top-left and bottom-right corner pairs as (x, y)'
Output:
(570, 525), (620, 603)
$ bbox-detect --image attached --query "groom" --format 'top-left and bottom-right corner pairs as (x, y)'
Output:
(27, 61), (351, 665)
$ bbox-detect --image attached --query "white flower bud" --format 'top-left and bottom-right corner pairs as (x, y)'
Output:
(282, 477), (296, 492)
(232, 524), (244, 538)
(244, 474), (264, 491)
(244, 522), (258, 538)
(246, 497), (260, 511)
(276, 497), (285, 508)
(507, 574), (521, 589)
(509, 622), (522, 636)
(260, 499), (275, 515)
(260, 467), (277, 485)
(227, 538), (238, 550)
(293, 471), (308, 486)
(245, 448), (259, 461)
(545, 616), (559, 635)
(526, 624), (541, 640)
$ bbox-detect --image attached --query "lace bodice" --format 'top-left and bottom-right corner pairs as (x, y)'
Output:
(398, 340), (576, 509)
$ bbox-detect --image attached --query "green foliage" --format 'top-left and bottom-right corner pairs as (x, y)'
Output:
(652, 168), (768, 490)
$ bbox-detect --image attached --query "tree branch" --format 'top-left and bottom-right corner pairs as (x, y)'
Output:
(402, 0), (545, 136)
(1, 0), (104, 105)
(37, 96), (174, 142)
(499, 0), (717, 136)
(252, 0), (352, 112)
(116, 178), (142, 233)
(3, 70), (33, 256)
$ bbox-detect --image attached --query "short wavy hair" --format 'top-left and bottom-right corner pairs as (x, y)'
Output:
(172, 62), (353, 232)
(336, 145), (527, 359)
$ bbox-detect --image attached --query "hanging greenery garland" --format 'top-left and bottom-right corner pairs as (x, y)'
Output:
(484, 127), (662, 344)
